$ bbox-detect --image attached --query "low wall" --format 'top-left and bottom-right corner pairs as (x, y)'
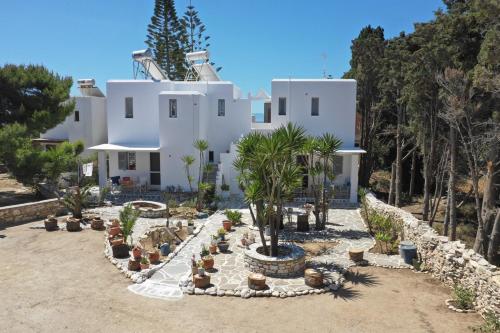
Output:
(364, 192), (499, 317)
(0, 199), (66, 225)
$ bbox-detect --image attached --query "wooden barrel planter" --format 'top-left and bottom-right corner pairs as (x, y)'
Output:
(296, 214), (310, 232)
(91, 217), (104, 230)
(128, 258), (141, 271)
(66, 217), (81, 232)
(247, 273), (267, 290)
(193, 274), (210, 289)
(44, 216), (58, 231)
(112, 243), (129, 258)
(349, 248), (364, 262)
(304, 268), (323, 288)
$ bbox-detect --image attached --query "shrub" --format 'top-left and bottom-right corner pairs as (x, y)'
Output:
(452, 285), (475, 310)
(63, 184), (91, 218)
(119, 203), (140, 245)
(225, 209), (242, 225)
(472, 311), (500, 333)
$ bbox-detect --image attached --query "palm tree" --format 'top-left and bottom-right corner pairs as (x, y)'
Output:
(181, 155), (195, 194)
(315, 133), (342, 230)
(193, 139), (208, 210)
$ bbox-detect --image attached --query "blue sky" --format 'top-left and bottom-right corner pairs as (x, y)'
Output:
(0, 0), (444, 96)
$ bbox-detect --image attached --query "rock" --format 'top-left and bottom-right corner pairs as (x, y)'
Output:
(287, 291), (296, 297)
(194, 288), (205, 295)
(272, 291), (280, 297)
(279, 292), (287, 298)
(187, 287), (194, 295)
(217, 290), (225, 297)
(224, 290), (235, 296)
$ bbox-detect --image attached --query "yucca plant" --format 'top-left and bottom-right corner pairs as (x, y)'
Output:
(63, 184), (91, 219)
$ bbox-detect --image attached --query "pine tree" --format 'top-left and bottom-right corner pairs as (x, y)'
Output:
(145, 0), (187, 80)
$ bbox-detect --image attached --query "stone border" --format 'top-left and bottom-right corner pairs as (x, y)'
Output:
(244, 243), (306, 278)
(364, 192), (499, 318)
(0, 198), (66, 225)
(445, 299), (476, 313)
(103, 219), (207, 284)
(125, 200), (166, 218)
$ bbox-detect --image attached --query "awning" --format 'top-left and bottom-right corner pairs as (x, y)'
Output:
(336, 147), (366, 155)
(88, 143), (160, 152)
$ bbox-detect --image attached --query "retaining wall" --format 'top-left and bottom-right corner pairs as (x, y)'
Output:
(0, 199), (66, 225)
(364, 192), (499, 317)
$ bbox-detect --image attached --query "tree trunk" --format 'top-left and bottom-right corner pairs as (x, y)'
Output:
(443, 186), (450, 237)
(249, 203), (268, 255)
(395, 105), (403, 207)
(409, 150), (416, 202)
(482, 145), (499, 253)
(487, 209), (500, 265)
(255, 200), (268, 255)
(388, 163), (396, 206)
(449, 126), (457, 241)
(422, 137), (431, 221)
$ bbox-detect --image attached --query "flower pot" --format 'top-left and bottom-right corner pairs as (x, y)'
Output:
(109, 227), (122, 237)
(160, 243), (170, 256)
(110, 237), (124, 247)
(209, 244), (217, 254)
(202, 257), (214, 270)
(132, 245), (142, 259)
(217, 241), (230, 253)
(198, 268), (205, 276)
(193, 274), (210, 288)
(140, 263), (150, 270)
(128, 258), (141, 271)
(44, 217), (58, 231)
(66, 217), (81, 232)
(148, 250), (160, 264)
(222, 220), (232, 232)
(110, 219), (120, 228)
(91, 218), (104, 230)
(112, 243), (129, 258)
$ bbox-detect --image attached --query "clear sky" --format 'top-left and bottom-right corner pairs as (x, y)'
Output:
(0, 0), (444, 96)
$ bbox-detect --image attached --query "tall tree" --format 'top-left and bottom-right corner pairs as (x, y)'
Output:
(181, 1), (210, 53)
(146, 0), (187, 80)
(0, 64), (73, 135)
(343, 26), (386, 187)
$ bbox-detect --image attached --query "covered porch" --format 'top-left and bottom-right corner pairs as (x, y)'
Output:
(89, 143), (162, 192)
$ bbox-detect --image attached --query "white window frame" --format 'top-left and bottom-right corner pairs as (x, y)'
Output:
(118, 152), (136, 170)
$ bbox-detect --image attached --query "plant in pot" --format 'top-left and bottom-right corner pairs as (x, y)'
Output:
(197, 260), (205, 276)
(191, 255), (199, 276)
(44, 215), (59, 231)
(148, 249), (160, 264)
(63, 184), (91, 223)
(222, 219), (232, 232)
(140, 257), (150, 270)
(225, 209), (242, 227)
(200, 245), (214, 270)
(217, 239), (230, 253)
(217, 227), (226, 241)
(119, 203), (140, 247)
(209, 236), (218, 254)
(90, 216), (104, 230)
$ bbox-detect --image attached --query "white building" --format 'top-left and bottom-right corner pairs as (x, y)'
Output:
(42, 50), (364, 202)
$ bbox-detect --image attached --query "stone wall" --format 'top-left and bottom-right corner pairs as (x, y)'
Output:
(0, 199), (66, 225)
(364, 192), (499, 317)
(244, 243), (306, 278)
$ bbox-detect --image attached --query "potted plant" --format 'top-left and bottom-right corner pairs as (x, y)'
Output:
(140, 257), (150, 270)
(198, 261), (205, 277)
(132, 245), (142, 259)
(66, 216), (81, 232)
(222, 219), (232, 232)
(119, 203), (140, 247)
(217, 227), (226, 241)
(191, 255), (199, 276)
(148, 249), (160, 264)
(44, 215), (58, 231)
(91, 216), (104, 230)
(217, 240), (230, 253)
(201, 248), (214, 270)
(209, 236), (218, 254)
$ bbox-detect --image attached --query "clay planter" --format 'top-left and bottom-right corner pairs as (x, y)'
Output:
(348, 248), (364, 262)
(202, 256), (214, 270)
(248, 272), (266, 290)
(66, 217), (81, 232)
(222, 220), (232, 232)
(217, 241), (230, 253)
(110, 219), (120, 228)
(112, 243), (129, 258)
(128, 258), (141, 271)
(110, 237), (124, 247)
(44, 217), (58, 231)
(304, 268), (323, 288)
(132, 246), (142, 259)
(148, 250), (160, 264)
(140, 263), (150, 270)
(109, 227), (122, 237)
(193, 274), (210, 289)
(91, 218), (104, 230)
(209, 244), (217, 254)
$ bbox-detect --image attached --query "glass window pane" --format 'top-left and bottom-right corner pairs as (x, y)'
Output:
(169, 99), (177, 118)
(150, 172), (161, 185)
(150, 152), (160, 171)
(118, 152), (127, 170)
(125, 97), (133, 118)
(128, 152), (136, 170)
(311, 97), (319, 116)
(333, 156), (343, 174)
(74, 110), (80, 122)
(279, 97), (286, 115)
(218, 99), (225, 116)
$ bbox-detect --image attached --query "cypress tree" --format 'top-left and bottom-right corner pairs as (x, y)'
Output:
(145, 0), (187, 80)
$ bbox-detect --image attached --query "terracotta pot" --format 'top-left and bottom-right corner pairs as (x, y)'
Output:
(132, 245), (142, 259)
(110, 219), (120, 228)
(193, 274), (210, 289)
(110, 238), (124, 247)
(140, 263), (150, 270)
(112, 243), (129, 258)
(128, 258), (141, 271)
(148, 250), (160, 264)
(109, 227), (122, 237)
(222, 220), (232, 232)
(209, 244), (217, 254)
(202, 257), (214, 270)
(248, 273), (267, 290)
(44, 218), (58, 231)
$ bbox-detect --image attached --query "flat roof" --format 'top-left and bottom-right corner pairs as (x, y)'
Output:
(159, 91), (205, 96)
(272, 78), (356, 83)
(337, 147), (366, 154)
(88, 143), (160, 151)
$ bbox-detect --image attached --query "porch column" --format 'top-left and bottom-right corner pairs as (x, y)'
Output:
(350, 154), (360, 203)
(98, 151), (107, 188)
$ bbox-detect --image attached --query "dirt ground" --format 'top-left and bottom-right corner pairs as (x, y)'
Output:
(0, 220), (483, 333)
(0, 172), (37, 207)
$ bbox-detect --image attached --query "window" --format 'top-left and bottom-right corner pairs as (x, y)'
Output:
(125, 97), (133, 118)
(311, 97), (319, 116)
(217, 99), (225, 116)
(74, 110), (80, 122)
(278, 97), (286, 115)
(208, 151), (214, 163)
(264, 102), (271, 123)
(169, 99), (177, 118)
(118, 152), (136, 170)
(333, 156), (343, 175)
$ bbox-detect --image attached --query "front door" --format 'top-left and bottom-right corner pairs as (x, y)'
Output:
(150, 152), (161, 188)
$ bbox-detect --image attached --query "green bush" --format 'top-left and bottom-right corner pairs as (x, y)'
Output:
(119, 203), (140, 245)
(225, 209), (242, 225)
(472, 311), (500, 333)
(452, 285), (475, 310)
